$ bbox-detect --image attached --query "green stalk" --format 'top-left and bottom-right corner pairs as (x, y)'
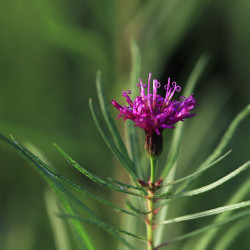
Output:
(147, 157), (157, 250)
(150, 157), (157, 184)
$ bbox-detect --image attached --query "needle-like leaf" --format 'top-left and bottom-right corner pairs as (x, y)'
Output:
(157, 161), (250, 198)
(158, 200), (250, 225)
(89, 99), (138, 180)
(54, 143), (143, 197)
(162, 150), (231, 186)
(58, 214), (147, 242)
(0, 134), (95, 250)
(155, 208), (250, 249)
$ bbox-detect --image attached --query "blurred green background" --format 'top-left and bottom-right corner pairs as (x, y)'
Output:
(0, 0), (249, 249)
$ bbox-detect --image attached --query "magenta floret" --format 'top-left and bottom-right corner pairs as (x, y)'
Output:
(112, 73), (196, 136)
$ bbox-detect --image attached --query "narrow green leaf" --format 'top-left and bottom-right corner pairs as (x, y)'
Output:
(213, 218), (250, 250)
(96, 71), (131, 161)
(39, 161), (144, 217)
(163, 150), (231, 186)
(155, 55), (210, 246)
(155, 209), (250, 249)
(55, 197), (135, 250)
(125, 201), (150, 215)
(130, 38), (141, 96)
(9, 136), (136, 218)
(124, 39), (143, 180)
(9, 136), (98, 219)
(1, 135), (95, 250)
(176, 161), (250, 197)
(57, 178), (144, 217)
(44, 189), (71, 250)
(58, 214), (147, 242)
(179, 103), (250, 191)
(198, 104), (250, 170)
(52, 186), (95, 250)
(158, 161), (250, 198)
(89, 99), (138, 180)
(54, 143), (143, 197)
(161, 54), (210, 178)
(20, 145), (141, 217)
(6, 135), (140, 249)
(158, 200), (250, 225)
(108, 178), (146, 191)
(194, 172), (250, 249)
(20, 141), (134, 249)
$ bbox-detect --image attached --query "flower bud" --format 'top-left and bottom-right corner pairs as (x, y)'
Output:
(145, 131), (163, 157)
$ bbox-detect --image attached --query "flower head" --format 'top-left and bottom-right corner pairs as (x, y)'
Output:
(112, 73), (196, 156)
(112, 73), (196, 134)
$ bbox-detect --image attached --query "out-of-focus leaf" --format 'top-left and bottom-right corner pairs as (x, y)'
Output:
(155, 54), (210, 245)
(139, 0), (212, 75)
(154, 208), (250, 249)
(58, 214), (147, 242)
(107, 178), (146, 191)
(3, 134), (140, 249)
(126, 39), (143, 178)
(8, 138), (140, 217)
(96, 71), (131, 161)
(182, 104), (250, 194)
(0, 134), (95, 250)
(161, 54), (210, 178)
(194, 172), (250, 249)
(125, 201), (149, 215)
(44, 189), (71, 250)
(35, 0), (108, 67)
(213, 217), (250, 250)
(198, 104), (250, 170)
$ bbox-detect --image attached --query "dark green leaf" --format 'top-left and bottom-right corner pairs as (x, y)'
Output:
(58, 214), (147, 243)
(0, 135), (95, 250)
(96, 71), (131, 162)
(162, 151), (231, 186)
(198, 105), (250, 170)
(89, 99), (138, 180)
(158, 161), (250, 198)
(125, 201), (150, 215)
(54, 143), (143, 197)
(108, 178), (146, 191)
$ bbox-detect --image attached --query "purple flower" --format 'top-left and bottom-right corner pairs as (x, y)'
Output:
(112, 73), (196, 135)
(112, 73), (196, 156)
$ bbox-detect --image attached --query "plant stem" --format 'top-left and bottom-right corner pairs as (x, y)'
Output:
(147, 157), (157, 250)
(150, 157), (156, 184)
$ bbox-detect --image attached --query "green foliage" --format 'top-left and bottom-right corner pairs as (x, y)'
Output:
(1, 68), (249, 249)
(1, 1), (250, 250)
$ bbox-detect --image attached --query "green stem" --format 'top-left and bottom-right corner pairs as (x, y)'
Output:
(147, 157), (157, 250)
(150, 157), (157, 184)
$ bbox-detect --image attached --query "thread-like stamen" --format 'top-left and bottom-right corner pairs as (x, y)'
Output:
(139, 79), (145, 100)
(148, 73), (152, 109)
(168, 82), (181, 100)
(153, 79), (158, 110)
(122, 90), (133, 106)
(163, 77), (171, 103)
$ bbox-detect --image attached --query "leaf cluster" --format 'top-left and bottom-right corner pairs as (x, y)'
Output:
(0, 43), (249, 250)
